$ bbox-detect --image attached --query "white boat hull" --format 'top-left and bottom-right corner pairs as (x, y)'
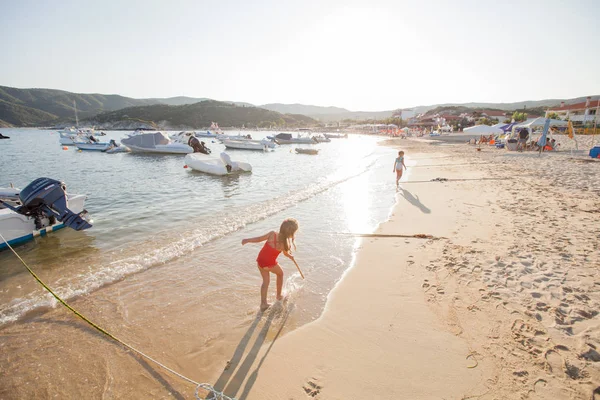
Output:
(185, 153), (252, 176)
(0, 194), (87, 250)
(127, 144), (193, 154)
(223, 139), (272, 151)
(75, 142), (111, 151)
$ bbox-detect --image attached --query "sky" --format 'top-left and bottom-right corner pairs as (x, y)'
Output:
(1, 0), (599, 111)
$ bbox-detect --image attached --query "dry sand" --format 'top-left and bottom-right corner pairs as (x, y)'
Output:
(207, 135), (600, 400)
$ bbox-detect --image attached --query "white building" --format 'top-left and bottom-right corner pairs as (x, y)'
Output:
(545, 96), (599, 124)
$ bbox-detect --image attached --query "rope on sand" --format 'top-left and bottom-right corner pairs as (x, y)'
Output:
(0, 233), (234, 400)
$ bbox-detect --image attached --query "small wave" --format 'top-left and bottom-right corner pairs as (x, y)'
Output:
(0, 155), (379, 326)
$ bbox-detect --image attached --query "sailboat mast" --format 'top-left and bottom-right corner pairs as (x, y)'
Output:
(74, 100), (79, 127)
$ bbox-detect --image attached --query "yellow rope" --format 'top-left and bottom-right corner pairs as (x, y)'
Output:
(0, 232), (233, 400)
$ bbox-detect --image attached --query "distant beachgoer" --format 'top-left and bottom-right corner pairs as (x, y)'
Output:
(393, 150), (407, 188)
(89, 135), (98, 143)
(517, 129), (528, 151)
(242, 218), (299, 311)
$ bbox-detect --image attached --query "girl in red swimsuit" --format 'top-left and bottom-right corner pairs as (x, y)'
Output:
(242, 218), (299, 311)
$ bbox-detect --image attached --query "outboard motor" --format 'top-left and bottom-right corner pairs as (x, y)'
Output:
(10, 178), (92, 231)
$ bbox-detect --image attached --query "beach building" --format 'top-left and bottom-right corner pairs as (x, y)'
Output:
(480, 110), (508, 120)
(545, 96), (600, 124)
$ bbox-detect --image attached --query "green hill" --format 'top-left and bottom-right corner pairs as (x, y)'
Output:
(0, 99), (59, 126)
(0, 86), (160, 122)
(85, 100), (316, 129)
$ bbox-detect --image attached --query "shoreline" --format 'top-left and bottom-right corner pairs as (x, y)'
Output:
(212, 141), (494, 399)
(206, 138), (600, 400)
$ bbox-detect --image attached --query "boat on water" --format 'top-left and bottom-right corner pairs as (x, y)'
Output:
(195, 131), (219, 138)
(0, 133), (10, 139)
(121, 131), (193, 154)
(295, 148), (319, 155)
(73, 136), (111, 151)
(312, 135), (331, 143)
(58, 101), (98, 145)
(0, 178), (92, 250)
(223, 139), (274, 151)
(268, 133), (317, 144)
(324, 133), (348, 139)
(184, 152), (252, 176)
(101, 140), (130, 153)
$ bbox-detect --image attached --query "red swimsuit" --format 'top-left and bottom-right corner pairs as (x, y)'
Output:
(256, 233), (281, 268)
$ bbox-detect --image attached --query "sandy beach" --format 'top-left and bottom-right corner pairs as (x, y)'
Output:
(205, 136), (600, 400)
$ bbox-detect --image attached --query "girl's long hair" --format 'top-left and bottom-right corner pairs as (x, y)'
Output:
(278, 218), (298, 253)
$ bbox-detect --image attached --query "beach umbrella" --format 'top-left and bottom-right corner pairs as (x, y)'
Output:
(499, 123), (516, 133)
(537, 118), (551, 155)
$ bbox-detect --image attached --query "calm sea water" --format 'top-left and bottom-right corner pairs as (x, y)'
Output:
(0, 128), (398, 327)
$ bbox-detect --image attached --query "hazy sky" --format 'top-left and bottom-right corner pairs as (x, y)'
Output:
(1, 0), (599, 111)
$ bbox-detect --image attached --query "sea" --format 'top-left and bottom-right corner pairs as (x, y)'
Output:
(0, 128), (402, 398)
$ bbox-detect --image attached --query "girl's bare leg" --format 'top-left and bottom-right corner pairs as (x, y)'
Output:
(258, 266), (271, 311)
(271, 264), (284, 300)
(396, 170), (402, 186)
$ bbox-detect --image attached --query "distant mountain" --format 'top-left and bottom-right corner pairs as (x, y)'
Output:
(260, 103), (395, 122)
(85, 100), (316, 129)
(261, 103), (350, 115)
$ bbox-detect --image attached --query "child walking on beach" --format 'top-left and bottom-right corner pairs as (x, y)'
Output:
(242, 218), (299, 311)
(393, 150), (407, 187)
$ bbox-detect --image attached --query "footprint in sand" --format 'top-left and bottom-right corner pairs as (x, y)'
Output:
(303, 378), (322, 398)
(544, 349), (564, 375)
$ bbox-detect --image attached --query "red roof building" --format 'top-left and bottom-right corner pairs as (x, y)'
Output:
(545, 97), (599, 123)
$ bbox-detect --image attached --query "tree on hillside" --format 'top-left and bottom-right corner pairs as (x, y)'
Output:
(511, 111), (528, 122)
(547, 112), (561, 120)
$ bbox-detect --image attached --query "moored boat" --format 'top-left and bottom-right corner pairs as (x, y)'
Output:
(184, 152), (252, 176)
(295, 148), (319, 155)
(223, 139), (273, 151)
(121, 131), (193, 154)
(268, 133), (317, 144)
(324, 133), (348, 139)
(74, 140), (111, 151)
(0, 178), (92, 250)
(312, 135), (331, 143)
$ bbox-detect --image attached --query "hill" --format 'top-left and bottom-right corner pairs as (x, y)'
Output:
(85, 100), (317, 129)
(0, 99), (60, 126)
(0, 86), (248, 126)
(260, 103), (395, 122)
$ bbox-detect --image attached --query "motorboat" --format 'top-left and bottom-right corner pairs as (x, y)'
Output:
(268, 133), (317, 144)
(312, 135), (331, 143)
(121, 131), (193, 154)
(59, 128), (96, 145)
(223, 139), (274, 151)
(101, 140), (130, 153)
(0, 133), (9, 139)
(170, 131), (198, 143)
(0, 178), (92, 250)
(324, 133), (348, 139)
(73, 136), (111, 151)
(295, 148), (319, 155)
(215, 133), (253, 141)
(195, 130), (219, 138)
(184, 152), (252, 176)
